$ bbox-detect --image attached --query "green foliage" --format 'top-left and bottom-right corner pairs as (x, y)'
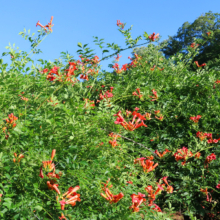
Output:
(0, 17), (220, 220)
(160, 11), (220, 70)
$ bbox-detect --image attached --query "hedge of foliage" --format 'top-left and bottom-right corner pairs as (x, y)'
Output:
(0, 17), (220, 220)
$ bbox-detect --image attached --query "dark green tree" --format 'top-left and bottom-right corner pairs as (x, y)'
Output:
(160, 11), (220, 70)
(132, 11), (220, 70)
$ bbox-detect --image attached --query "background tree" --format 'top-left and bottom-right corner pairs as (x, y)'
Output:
(133, 11), (220, 70)
(160, 11), (220, 70)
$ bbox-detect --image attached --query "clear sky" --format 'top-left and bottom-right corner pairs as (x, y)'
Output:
(1, 0), (220, 81)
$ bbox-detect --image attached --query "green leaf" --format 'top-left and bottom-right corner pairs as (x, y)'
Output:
(34, 205), (43, 211)
(102, 50), (109, 54)
(77, 42), (82, 48)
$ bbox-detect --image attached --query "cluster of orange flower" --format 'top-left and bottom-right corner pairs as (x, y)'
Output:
(108, 132), (121, 148)
(40, 55), (100, 85)
(196, 131), (219, 143)
(79, 55), (100, 80)
(132, 88), (143, 99)
(13, 152), (24, 163)
(100, 179), (124, 204)
(36, 16), (54, 33)
(149, 89), (158, 101)
(100, 177), (173, 213)
(144, 112), (152, 120)
(148, 32), (159, 42)
(112, 53), (142, 74)
(114, 109), (147, 132)
(154, 149), (171, 158)
(112, 63), (128, 74)
(190, 42), (199, 48)
(150, 65), (164, 71)
(83, 98), (95, 109)
(134, 156), (158, 173)
(154, 110), (164, 121)
(38, 150), (81, 220)
(213, 79), (220, 89)
(116, 20), (124, 29)
(129, 192), (146, 212)
(18, 94), (28, 102)
(204, 153), (216, 168)
(58, 186), (81, 210)
(40, 64), (79, 86)
(190, 115), (202, 123)
(4, 113), (18, 128)
(194, 61), (206, 68)
(2, 113), (18, 139)
(114, 54), (122, 62)
(145, 177), (173, 212)
(96, 86), (114, 105)
(200, 188), (212, 202)
(128, 53), (142, 69)
(173, 147), (194, 166)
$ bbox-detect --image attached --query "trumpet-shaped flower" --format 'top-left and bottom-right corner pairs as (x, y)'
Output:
(196, 131), (207, 141)
(190, 115), (201, 123)
(129, 193), (146, 212)
(59, 186), (81, 210)
(173, 147), (193, 166)
(155, 149), (171, 158)
(138, 159), (158, 173)
(149, 32), (159, 41)
(100, 180), (123, 204)
(47, 181), (60, 194)
(144, 112), (152, 120)
(145, 184), (164, 207)
(149, 89), (158, 101)
(194, 152), (201, 159)
(204, 153), (216, 168)
(194, 61), (206, 68)
(114, 110), (147, 131)
(116, 20), (124, 29)
(190, 42), (199, 48)
(200, 188), (212, 202)
(36, 16), (54, 32)
(114, 54), (122, 62)
(59, 213), (67, 220)
(101, 188), (124, 204)
(166, 185), (174, 194)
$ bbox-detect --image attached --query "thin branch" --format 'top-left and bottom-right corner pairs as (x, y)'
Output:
(100, 42), (149, 62)
(99, 127), (157, 157)
(33, 213), (41, 220)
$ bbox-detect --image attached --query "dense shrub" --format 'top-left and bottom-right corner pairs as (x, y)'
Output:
(0, 17), (220, 219)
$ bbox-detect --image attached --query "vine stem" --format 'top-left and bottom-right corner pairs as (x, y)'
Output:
(112, 95), (133, 104)
(99, 127), (157, 156)
(100, 41), (150, 62)
(37, 84), (64, 111)
(42, 207), (54, 220)
(23, 33), (49, 61)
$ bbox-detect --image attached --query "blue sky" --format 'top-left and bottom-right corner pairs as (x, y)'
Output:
(1, 0), (220, 81)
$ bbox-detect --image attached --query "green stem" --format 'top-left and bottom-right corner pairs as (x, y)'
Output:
(42, 207), (54, 220)
(36, 188), (54, 201)
(37, 84), (64, 111)
(197, 145), (216, 153)
(25, 104), (27, 123)
(112, 95), (133, 104)
(23, 34), (48, 61)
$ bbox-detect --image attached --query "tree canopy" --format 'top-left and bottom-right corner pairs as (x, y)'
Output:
(161, 11), (220, 70)
(133, 11), (220, 70)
